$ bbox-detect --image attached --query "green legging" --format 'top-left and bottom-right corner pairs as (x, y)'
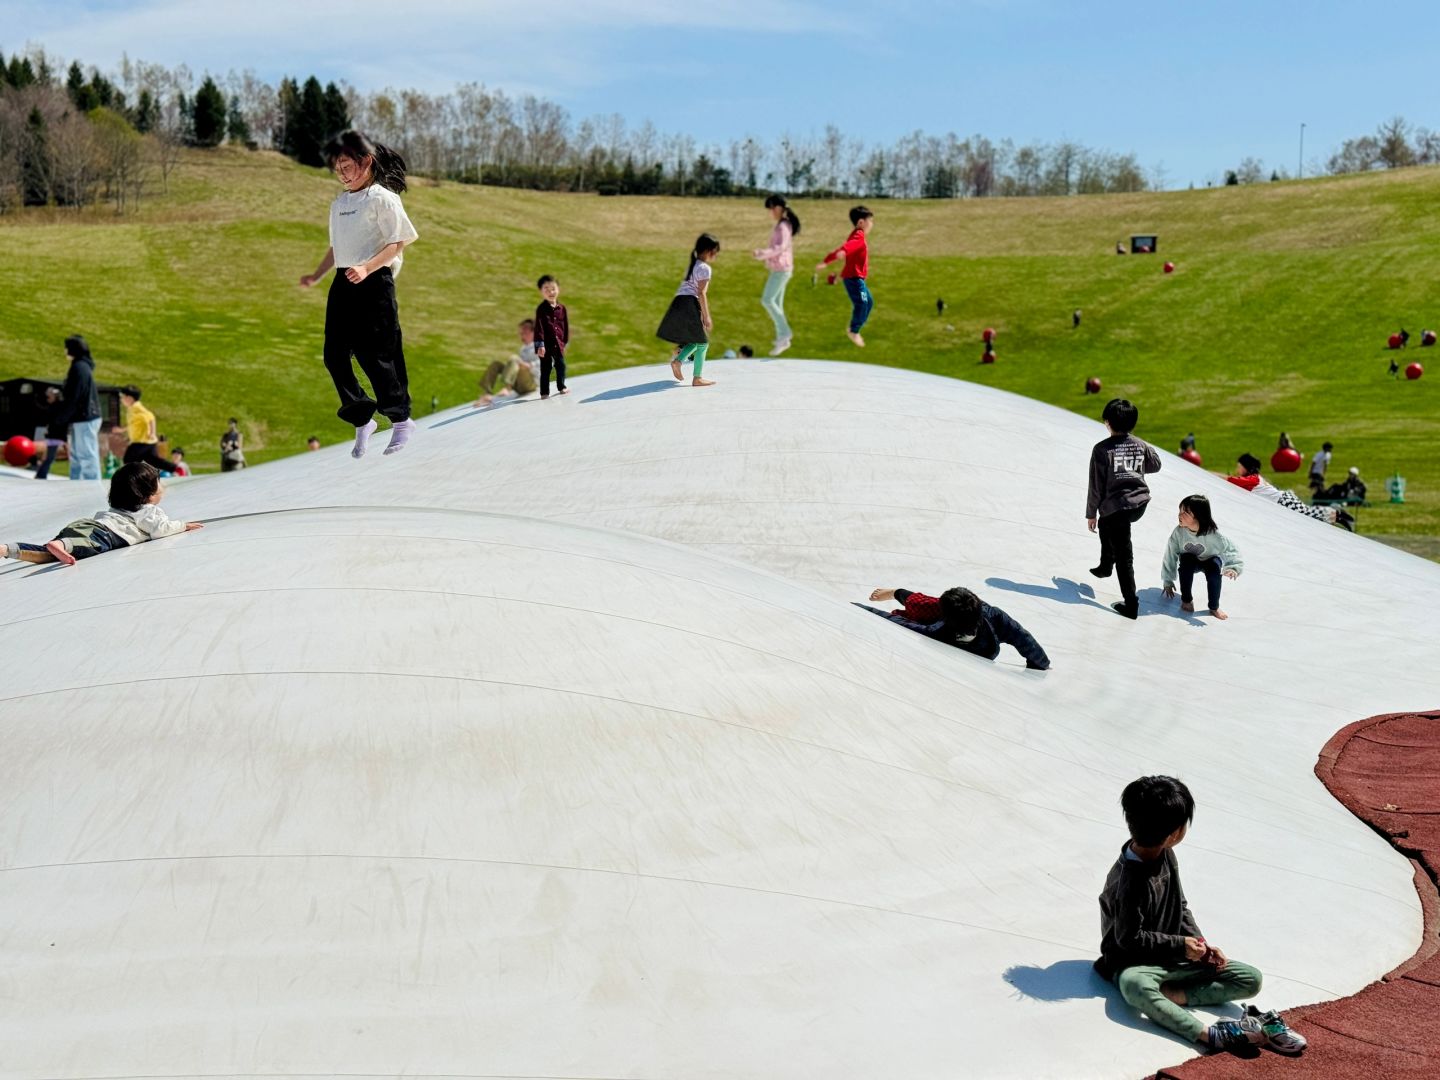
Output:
(1116, 960), (1263, 1041)
(676, 342), (709, 377)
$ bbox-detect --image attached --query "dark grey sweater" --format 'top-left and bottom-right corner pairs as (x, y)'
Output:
(1094, 844), (1202, 981)
(1086, 433), (1161, 519)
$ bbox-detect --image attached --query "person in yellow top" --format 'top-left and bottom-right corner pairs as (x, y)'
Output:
(119, 385), (174, 472)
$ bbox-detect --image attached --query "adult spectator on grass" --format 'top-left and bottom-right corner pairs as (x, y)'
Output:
(50, 335), (102, 481)
(119, 385), (175, 473)
(220, 418), (246, 471)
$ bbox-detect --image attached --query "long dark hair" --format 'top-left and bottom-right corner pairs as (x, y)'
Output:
(1179, 494), (1218, 536)
(685, 233), (721, 282)
(764, 193), (801, 236)
(64, 334), (92, 363)
(324, 129), (408, 194)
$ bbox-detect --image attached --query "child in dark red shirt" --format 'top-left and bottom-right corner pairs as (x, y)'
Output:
(857, 585), (1050, 669)
(815, 205), (874, 348)
(534, 274), (569, 397)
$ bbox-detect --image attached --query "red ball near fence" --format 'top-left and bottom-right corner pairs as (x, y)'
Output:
(4, 435), (36, 467)
(1181, 448), (1203, 466)
(1163, 262), (1175, 274)
(1388, 334), (1404, 349)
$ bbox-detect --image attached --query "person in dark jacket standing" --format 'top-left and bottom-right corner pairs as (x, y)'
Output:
(50, 335), (103, 481)
(1086, 398), (1161, 620)
(32, 386), (66, 480)
(534, 275), (569, 397)
(857, 585), (1050, 669)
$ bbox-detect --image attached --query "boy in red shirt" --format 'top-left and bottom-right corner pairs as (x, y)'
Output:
(815, 205), (874, 347)
(534, 274), (569, 397)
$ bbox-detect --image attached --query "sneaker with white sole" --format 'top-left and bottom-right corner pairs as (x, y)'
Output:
(1244, 1005), (1307, 1055)
(1205, 1019), (1257, 1055)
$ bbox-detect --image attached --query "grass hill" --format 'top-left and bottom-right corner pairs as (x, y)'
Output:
(3, 148), (1437, 558)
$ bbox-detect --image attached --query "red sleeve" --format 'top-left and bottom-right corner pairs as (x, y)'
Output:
(1227, 474), (1260, 491)
(898, 593), (943, 623)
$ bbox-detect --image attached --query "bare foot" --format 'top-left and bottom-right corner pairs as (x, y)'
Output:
(670, 359), (683, 381)
(847, 331), (866, 348)
(44, 540), (76, 566)
(869, 588), (896, 602)
(1180, 601), (1195, 612)
(692, 377), (715, 387)
(476, 395), (493, 407)
(1210, 608), (1229, 620)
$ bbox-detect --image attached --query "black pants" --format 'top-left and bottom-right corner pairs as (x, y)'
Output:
(540, 350), (566, 396)
(1179, 552), (1223, 610)
(323, 268), (411, 426)
(1097, 503), (1147, 608)
(124, 442), (173, 473)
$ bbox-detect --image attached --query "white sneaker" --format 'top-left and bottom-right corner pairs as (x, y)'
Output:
(773, 337), (792, 356)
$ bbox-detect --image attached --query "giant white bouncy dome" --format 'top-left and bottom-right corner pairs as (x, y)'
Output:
(2, 360), (1434, 1079)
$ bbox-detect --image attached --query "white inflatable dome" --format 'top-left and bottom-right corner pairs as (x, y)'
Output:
(2, 359), (1435, 1079)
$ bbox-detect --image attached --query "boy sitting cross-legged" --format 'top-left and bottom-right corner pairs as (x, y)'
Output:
(1096, 775), (1307, 1056)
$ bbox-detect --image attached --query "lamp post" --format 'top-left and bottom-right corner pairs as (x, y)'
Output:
(1298, 123), (1306, 179)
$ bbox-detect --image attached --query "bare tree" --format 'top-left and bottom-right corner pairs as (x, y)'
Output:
(48, 109), (98, 208)
(1376, 115), (1415, 168)
(1327, 135), (1380, 174)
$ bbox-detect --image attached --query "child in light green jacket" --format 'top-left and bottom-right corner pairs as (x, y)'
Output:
(1161, 495), (1243, 620)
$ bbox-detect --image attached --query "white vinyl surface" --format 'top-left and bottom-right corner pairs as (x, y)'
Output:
(1, 359), (1434, 1079)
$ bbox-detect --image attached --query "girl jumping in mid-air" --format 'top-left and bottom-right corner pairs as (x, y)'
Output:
(657, 233), (720, 387)
(753, 195), (799, 355)
(1161, 495), (1243, 620)
(300, 130), (419, 458)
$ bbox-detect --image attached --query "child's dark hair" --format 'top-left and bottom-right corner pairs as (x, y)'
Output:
(764, 193), (801, 236)
(519, 318), (535, 329)
(684, 233), (721, 283)
(64, 334), (92, 362)
(108, 461), (160, 511)
(121, 384), (142, 401)
(1237, 452), (1262, 475)
(1322, 441), (1334, 451)
(939, 587), (983, 635)
(324, 129), (408, 194)
(1101, 398), (1139, 433)
(537, 275), (556, 289)
(849, 205), (874, 226)
(739, 344), (754, 358)
(228, 416), (238, 425)
(171, 447), (184, 457)
(1179, 494), (1217, 535)
(1121, 775), (1195, 847)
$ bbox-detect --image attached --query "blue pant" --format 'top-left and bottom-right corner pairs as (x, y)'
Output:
(68, 417), (102, 480)
(843, 277), (873, 334)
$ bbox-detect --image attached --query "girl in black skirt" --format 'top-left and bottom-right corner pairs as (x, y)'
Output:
(300, 130), (419, 457)
(657, 233), (720, 387)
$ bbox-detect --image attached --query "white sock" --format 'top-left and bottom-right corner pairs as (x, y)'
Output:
(351, 419), (378, 459)
(383, 418), (416, 455)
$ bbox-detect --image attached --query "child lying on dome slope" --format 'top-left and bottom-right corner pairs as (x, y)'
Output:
(857, 585), (1050, 669)
(2, 462), (202, 566)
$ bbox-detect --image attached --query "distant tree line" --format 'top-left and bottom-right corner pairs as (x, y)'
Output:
(6, 42), (1439, 211)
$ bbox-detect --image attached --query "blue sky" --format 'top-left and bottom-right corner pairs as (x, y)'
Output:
(3, 0), (1437, 187)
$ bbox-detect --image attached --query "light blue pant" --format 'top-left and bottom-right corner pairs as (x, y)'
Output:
(760, 270), (793, 343)
(68, 417), (102, 481)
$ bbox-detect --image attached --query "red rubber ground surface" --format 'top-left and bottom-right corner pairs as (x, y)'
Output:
(1155, 710), (1440, 1079)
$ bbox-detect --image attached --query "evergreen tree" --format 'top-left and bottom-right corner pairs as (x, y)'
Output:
(66, 61), (86, 105)
(227, 95), (252, 146)
(134, 89), (157, 134)
(0, 49), (8, 88)
(22, 106), (50, 206)
(9, 56), (37, 88)
(192, 76), (227, 147)
(276, 77), (300, 155)
(176, 91), (196, 145)
(294, 76), (327, 166)
(322, 81), (349, 138)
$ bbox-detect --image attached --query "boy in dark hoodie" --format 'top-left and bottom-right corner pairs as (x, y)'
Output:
(1096, 776), (1306, 1056)
(857, 585), (1050, 669)
(1086, 398), (1161, 619)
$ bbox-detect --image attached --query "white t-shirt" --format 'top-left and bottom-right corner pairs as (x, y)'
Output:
(1309, 449), (1331, 475)
(675, 260), (712, 298)
(329, 184), (419, 277)
(94, 504), (187, 546)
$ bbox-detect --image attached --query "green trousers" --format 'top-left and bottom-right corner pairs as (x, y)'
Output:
(676, 342), (709, 377)
(1116, 960), (1263, 1041)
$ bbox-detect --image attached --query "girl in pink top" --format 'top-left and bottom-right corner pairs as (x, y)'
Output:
(752, 194), (800, 355)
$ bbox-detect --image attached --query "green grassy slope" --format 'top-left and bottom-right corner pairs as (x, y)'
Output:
(4, 148), (1436, 555)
